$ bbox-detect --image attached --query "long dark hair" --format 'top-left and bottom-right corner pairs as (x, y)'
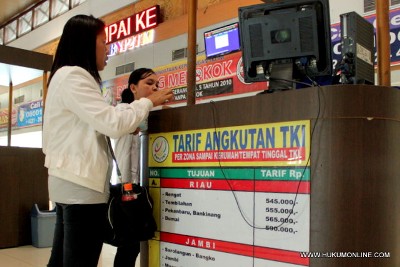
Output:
(48, 15), (105, 85)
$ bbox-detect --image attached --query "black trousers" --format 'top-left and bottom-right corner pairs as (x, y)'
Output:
(47, 203), (107, 267)
(114, 241), (140, 267)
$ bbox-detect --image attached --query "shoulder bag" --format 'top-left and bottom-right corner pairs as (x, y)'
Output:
(104, 137), (157, 246)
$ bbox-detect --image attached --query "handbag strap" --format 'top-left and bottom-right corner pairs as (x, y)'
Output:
(106, 136), (123, 183)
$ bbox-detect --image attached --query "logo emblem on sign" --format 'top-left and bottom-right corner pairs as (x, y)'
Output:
(152, 136), (169, 163)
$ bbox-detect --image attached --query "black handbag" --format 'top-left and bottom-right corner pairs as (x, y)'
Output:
(104, 137), (157, 246)
(105, 183), (157, 246)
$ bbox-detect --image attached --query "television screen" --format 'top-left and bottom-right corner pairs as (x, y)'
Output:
(204, 22), (241, 58)
(239, 0), (332, 89)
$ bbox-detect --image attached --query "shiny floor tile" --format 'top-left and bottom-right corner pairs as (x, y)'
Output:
(0, 244), (139, 267)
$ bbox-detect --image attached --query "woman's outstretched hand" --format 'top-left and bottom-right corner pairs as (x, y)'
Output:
(147, 88), (174, 107)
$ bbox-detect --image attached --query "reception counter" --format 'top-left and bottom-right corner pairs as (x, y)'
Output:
(147, 84), (399, 267)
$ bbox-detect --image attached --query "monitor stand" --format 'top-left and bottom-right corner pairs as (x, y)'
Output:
(258, 60), (295, 94)
(268, 61), (295, 91)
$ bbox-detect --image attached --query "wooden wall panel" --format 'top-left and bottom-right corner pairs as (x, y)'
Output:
(0, 147), (49, 248)
(310, 118), (399, 267)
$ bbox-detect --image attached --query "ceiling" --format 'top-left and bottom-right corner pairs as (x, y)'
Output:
(0, 0), (42, 27)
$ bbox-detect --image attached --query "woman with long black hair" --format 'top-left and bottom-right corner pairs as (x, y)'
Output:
(43, 15), (173, 267)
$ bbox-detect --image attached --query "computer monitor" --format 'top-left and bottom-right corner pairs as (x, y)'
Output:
(239, 0), (332, 90)
(204, 22), (241, 59)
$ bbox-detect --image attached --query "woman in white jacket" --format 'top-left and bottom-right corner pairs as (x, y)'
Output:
(43, 15), (173, 267)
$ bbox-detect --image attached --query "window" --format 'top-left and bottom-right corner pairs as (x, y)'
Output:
(365, 0), (400, 12)
(72, 0), (86, 8)
(0, 28), (3, 45)
(364, 0), (375, 13)
(0, 130), (43, 148)
(51, 0), (70, 19)
(0, 0), (86, 45)
(14, 95), (25, 105)
(4, 21), (17, 43)
(0, 77), (47, 148)
(392, 0), (400, 6)
(34, 1), (50, 28)
(18, 12), (32, 36)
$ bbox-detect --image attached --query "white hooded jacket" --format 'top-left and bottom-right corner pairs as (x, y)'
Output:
(42, 66), (153, 193)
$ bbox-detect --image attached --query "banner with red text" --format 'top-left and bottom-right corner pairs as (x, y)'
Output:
(101, 52), (267, 106)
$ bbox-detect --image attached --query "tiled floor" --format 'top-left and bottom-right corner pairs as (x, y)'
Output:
(0, 244), (140, 267)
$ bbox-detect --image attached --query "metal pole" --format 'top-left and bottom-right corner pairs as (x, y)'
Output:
(7, 81), (13, 146)
(139, 131), (149, 267)
(376, 0), (391, 86)
(186, 0), (198, 106)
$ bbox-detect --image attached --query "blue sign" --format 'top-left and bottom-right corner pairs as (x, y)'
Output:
(17, 100), (43, 127)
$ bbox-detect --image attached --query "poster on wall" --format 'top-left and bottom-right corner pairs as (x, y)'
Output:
(148, 120), (311, 267)
(16, 100), (43, 128)
(0, 108), (17, 131)
(0, 100), (43, 131)
(154, 52), (267, 103)
(0, 101), (44, 130)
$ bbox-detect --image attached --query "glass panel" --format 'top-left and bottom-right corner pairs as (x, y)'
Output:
(2, 0), (85, 43)
(18, 12), (33, 36)
(51, 0), (69, 19)
(10, 129), (42, 148)
(4, 21), (17, 44)
(0, 75), (45, 147)
(392, 0), (400, 6)
(0, 28), (3, 45)
(0, 87), (12, 146)
(72, 0), (86, 8)
(34, 1), (50, 28)
(364, 0), (375, 13)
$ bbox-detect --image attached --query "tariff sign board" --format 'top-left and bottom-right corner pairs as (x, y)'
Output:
(148, 120), (311, 267)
